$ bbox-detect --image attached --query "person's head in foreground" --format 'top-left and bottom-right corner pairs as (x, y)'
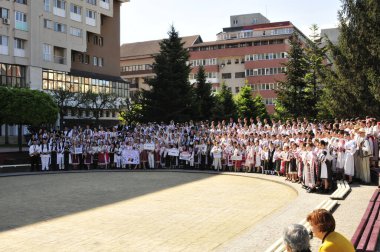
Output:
(306, 209), (355, 252)
(283, 224), (311, 252)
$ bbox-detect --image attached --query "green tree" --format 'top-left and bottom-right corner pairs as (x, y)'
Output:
(304, 24), (327, 119)
(276, 33), (311, 118)
(194, 66), (214, 120)
(234, 85), (256, 119)
(0, 87), (58, 151)
(324, 0), (380, 117)
(253, 94), (270, 120)
(48, 83), (84, 130)
(212, 82), (236, 120)
(142, 26), (194, 122)
(81, 91), (119, 125)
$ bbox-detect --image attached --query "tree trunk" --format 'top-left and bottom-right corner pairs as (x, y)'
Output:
(18, 124), (22, 152)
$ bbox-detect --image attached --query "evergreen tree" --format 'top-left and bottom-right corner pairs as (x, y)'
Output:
(304, 24), (327, 119)
(276, 33), (311, 118)
(142, 26), (194, 122)
(234, 86), (256, 119)
(253, 95), (269, 120)
(212, 83), (236, 120)
(194, 66), (214, 120)
(325, 0), (380, 117)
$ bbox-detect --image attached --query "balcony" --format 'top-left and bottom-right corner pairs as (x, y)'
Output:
(14, 48), (25, 57)
(99, 1), (110, 10)
(53, 7), (66, 18)
(54, 55), (66, 64)
(0, 45), (8, 55)
(15, 21), (28, 31)
(70, 12), (82, 22)
(85, 17), (96, 26)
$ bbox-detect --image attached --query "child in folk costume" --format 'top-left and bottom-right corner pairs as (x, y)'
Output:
(114, 143), (122, 169)
(225, 143), (234, 172)
(289, 142), (298, 182)
(245, 141), (255, 173)
(318, 140), (333, 193)
(70, 141), (81, 169)
(304, 143), (317, 193)
(39, 138), (51, 171)
(336, 132), (346, 179)
(261, 145), (269, 174)
(267, 142), (276, 175)
(343, 133), (356, 183)
(281, 144), (290, 178)
(139, 140), (148, 169)
(147, 144), (155, 169)
(273, 145), (282, 176)
(233, 143), (243, 172)
(154, 140), (161, 169)
(108, 143), (116, 169)
(56, 138), (65, 170)
(98, 141), (109, 169)
(49, 138), (57, 170)
(211, 142), (222, 171)
(254, 141), (261, 173)
(83, 142), (93, 170)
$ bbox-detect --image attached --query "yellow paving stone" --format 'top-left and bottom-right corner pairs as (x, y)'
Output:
(0, 172), (296, 251)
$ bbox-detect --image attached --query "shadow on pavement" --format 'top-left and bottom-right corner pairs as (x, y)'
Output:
(0, 170), (217, 232)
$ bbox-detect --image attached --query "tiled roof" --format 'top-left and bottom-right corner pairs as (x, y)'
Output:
(120, 35), (202, 59)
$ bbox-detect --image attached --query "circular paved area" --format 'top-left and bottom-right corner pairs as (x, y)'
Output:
(0, 171), (297, 252)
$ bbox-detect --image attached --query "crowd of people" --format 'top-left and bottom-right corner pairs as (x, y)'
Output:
(29, 117), (380, 193)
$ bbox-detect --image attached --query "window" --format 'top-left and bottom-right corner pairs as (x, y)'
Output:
(70, 4), (81, 14)
(87, 0), (97, 5)
(55, 0), (65, 9)
(54, 22), (66, 33)
(0, 36), (8, 46)
(222, 73), (231, 79)
(86, 9), (95, 19)
(0, 8), (10, 19)
(0, 63), (27, 87)
(43, 19), (53, 29)
(235, 72), (245, 78)
(234, 58), (239, 64)
(235, 87), (240, 93)
(93, 56), (98, 66)
(43, 43), (52, 61)
(93, 36), (98, 45)
(84, 55), (89, 64)
(98, 57), (103, 67)
(98, 37), (103, 46)
(44, 0), (50, 12)
(226, 59), (231, 65)
(15, 0), (27, 4)
(15, 11), (26, 22)
(14, 38), (25, 49)
(70, 27), (82, 37)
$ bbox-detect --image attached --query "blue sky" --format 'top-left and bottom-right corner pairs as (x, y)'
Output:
(120, 0), (341, 44)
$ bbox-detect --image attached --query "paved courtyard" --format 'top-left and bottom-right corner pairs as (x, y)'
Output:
(0, 171), (298, 252)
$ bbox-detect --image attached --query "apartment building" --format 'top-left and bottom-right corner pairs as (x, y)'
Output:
(0, 0), (129, 129)
(189, 13), (307, 114)
(120, 35), (202, 98)
(120, 13), (307, 114)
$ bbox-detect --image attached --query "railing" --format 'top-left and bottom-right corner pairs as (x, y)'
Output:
(53, 7), (66, 18)
(15, 21), (28, 31)
(54, 55), (66, 64)
(85, 17), (96, 26)
(0, 45), (8, 55)
(14, 48), (25, 58)
(70, 12), (82, 22)
(99, 0), (110, 10)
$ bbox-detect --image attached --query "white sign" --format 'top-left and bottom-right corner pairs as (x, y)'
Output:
(231, 155), (242, 161)
(168, 148), (179, 156)
(144, 143), (155, 151)
(75, 147), (82, 154)
(179, 151), (192, 161)
(122, 149), (140, 164)
(213, 152), (222, 159)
